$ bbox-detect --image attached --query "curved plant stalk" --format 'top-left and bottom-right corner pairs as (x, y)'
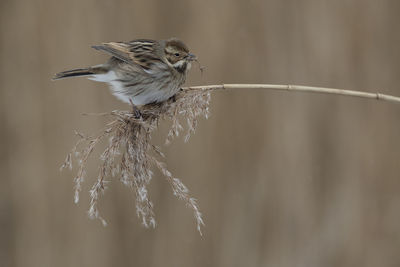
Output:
(184, 84), (400, 104)
(61, 83), (400, 235)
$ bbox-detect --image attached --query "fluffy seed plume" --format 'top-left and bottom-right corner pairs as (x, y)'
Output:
(61, 88), (211, 235)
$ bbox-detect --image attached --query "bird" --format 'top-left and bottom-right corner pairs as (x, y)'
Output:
(53, 38), (197, 106)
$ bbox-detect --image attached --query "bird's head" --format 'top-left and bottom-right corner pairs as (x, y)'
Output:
(164, 38), (196, 73)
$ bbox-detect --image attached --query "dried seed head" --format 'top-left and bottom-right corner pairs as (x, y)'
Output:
(61, 88), (211, 234)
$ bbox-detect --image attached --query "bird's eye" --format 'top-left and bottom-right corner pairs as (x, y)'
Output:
(174, 53), (180, 57)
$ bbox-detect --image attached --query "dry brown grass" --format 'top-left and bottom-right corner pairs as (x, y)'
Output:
(60, 83), (400, 235)
(61, 88), (211, 234)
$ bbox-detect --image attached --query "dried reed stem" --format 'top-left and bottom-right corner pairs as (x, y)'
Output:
(62, 89), (210, 235)
(184, 84), (400, 104)
(62, 83), (398, 236)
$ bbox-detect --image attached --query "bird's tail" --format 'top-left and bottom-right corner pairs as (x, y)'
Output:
(52, 66), (107, 80)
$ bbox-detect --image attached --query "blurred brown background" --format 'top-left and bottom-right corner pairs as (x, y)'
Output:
(1, 0), (400, 266)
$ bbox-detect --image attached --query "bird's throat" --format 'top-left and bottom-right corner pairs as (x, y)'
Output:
(173, 61), (188, 73)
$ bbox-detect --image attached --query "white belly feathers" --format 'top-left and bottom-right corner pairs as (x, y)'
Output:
(88, 71), (179, 105)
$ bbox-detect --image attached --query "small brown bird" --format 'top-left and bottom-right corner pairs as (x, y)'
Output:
(53, 38), (196, 105)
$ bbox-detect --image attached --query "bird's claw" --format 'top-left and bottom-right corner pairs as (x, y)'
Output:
(129, 98), (142, 119)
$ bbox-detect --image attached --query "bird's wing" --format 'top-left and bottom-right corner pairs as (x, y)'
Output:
(91, 39), (164, 70)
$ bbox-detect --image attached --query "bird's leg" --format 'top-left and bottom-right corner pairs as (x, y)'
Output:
(129, 98), (142, 119)
(169, 89), (183, 103)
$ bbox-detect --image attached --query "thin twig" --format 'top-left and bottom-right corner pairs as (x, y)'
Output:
(183, 84), (400, 104)
(64, 83), (398, 234)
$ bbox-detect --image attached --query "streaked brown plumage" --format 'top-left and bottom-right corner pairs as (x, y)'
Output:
(53, 38), (196, 105)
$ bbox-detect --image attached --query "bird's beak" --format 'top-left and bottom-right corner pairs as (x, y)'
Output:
(187, 53), (197, 61)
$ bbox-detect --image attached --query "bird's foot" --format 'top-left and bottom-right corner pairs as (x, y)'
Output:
(129, 98), (142, 119)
